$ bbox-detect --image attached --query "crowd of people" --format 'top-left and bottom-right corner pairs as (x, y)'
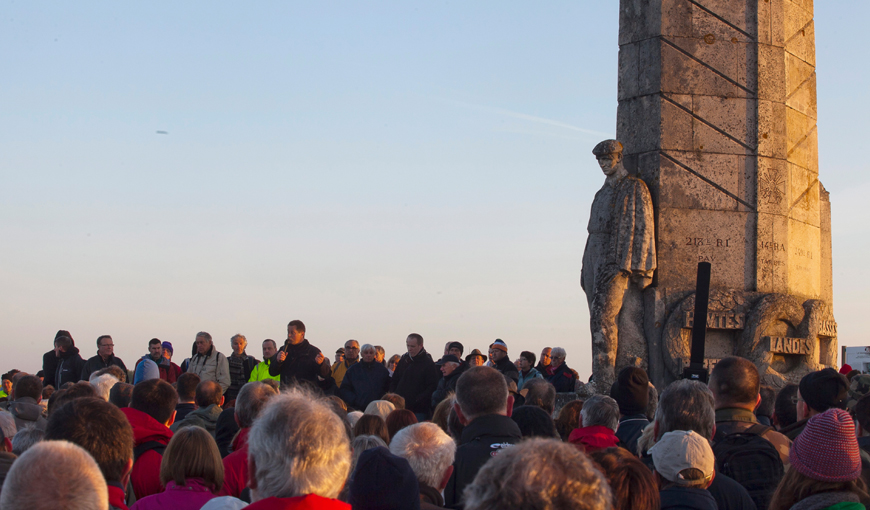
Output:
(0, 322), (868, 510)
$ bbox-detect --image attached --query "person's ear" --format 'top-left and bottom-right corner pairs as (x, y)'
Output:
(121, 458), (133, 487)
(1, 438), (11, 453)
(165, 410), (177, 427)
(439, 465), (454, 491)
(754, 393), (762, 411)
(454, 403), (469, 426)
(220, 396), (226, 407)
(504, 395), (515, 418)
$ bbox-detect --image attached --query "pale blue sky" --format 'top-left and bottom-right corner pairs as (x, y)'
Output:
(1, 2), (867, 377)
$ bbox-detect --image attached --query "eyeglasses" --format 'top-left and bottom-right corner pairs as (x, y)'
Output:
(790, 396), (805, 405)
(101, 344), (114, 348)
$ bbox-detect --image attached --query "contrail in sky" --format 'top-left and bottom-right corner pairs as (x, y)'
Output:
(441, 98), (611, 138)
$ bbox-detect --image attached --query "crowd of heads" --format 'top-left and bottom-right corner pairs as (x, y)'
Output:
(0, 327), (869, 510)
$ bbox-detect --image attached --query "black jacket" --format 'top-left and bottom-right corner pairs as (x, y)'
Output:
(708, 470), (757, 510)
(42, 350), (59, 388)
(390, 348), (441, 416)
(444, 414), (522, 507)
(268, 339), (332, 390)
(431, 363), (467, 409)
(545, 363), (577, 393)
(54, 346), (86, 387)
(660, 487), (718, 510)
(493, 357), (519, 384)
(339, 360), (391, 411)
(615, 414), (649, 456)
(81, 354), (128, 382)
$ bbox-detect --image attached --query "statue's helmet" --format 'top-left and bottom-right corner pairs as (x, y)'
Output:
(592, 139), (624, 157)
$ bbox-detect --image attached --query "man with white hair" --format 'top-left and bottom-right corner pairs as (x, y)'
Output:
(390, 422), (456, 508)
(244, 389), (351, 509)
(543, 347), (577, 392)
(0, 440), (109, 510)
(568, 394), (620, 453)
(338, 344), (391, 411)
(188, 332), (231, 394)
(226, 334), (259, 402)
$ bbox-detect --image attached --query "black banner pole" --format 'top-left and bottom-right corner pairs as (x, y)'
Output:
(682, 262), (711, 382)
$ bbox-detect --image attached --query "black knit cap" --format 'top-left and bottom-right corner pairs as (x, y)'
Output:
(799, 368), (848, 413)
(610, 366), (650, 416)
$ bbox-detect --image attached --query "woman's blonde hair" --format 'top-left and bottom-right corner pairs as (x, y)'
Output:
(159, 426), (224, 493)
(769, 465), (870, 510)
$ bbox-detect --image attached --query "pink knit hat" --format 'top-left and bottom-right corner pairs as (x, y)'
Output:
(789, 408), (861, 482)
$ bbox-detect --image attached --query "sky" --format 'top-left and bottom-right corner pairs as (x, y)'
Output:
(1, 2), (868, 379)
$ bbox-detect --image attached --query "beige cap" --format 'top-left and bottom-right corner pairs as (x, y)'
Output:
(649, 430), (715, 485)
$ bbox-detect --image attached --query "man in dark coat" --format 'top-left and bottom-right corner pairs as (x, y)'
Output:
(444, 366), (522, 507)
(544, 347), (577, 393)
(53, 334), (85, 387)
(268, 320), (333, 390)
(339, 344), (391, 411)
(430, 355), (466, 409)
(42, 330), (73, 388)
(488, 339), (519, 384)
(390, 333), (441, 420)
(81, 335), (128, 381)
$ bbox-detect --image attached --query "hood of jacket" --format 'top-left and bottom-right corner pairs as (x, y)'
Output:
(59, 345), (81, 359)
(568, 425), (620, 451)
(121, 407), (173, 445)
(187, 403), (223, 424)
(8, 397), (44, 422)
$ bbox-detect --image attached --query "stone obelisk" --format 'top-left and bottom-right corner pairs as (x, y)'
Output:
(614, 0), (835, 387)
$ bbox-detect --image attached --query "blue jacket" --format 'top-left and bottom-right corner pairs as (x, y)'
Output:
(339, 360), (391, 411)
(517, 367), (543, 391)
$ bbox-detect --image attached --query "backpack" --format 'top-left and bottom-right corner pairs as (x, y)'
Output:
(713, 424), (784, 510)
(133, 441), (167, 462)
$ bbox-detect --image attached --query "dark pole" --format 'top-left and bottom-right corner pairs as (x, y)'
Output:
(683, 262), (711, 382)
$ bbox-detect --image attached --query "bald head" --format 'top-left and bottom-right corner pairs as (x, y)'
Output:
(195, 380), (224, 408)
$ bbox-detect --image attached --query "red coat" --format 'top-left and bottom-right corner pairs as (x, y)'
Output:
(220, 428), (251, 498)
(568, 425), (620, 453)
(244, 495), (349, 510)
(134, 357), (181, 384)
(121, 407), (174, 499)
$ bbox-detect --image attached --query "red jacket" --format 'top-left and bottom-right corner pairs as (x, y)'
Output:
(244, 495), (350, 510)
(134, 357), (181, 384)
(121, 407), (174, 499)
(568, 425), (620, 453)
(108, 483), (129, 510)
(220, 427), (251, 498)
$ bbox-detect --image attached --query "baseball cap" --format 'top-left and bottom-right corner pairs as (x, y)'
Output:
(650, 430), (714, 486)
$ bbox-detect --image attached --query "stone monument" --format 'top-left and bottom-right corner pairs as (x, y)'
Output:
(586, 0), (836, 389)
(582, 139), (657, 392)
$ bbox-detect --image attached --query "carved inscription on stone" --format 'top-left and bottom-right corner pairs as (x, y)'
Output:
(760, 169), (786, 205)
(685, 236), (735, 263)
(681, 358), (721, 371)
(819, 320), (837, 338)
(766, 336), (812, 355)
(683, 311), (746, 330)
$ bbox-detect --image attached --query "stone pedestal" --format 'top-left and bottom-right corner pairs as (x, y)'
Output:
(615, 0), (835, 387)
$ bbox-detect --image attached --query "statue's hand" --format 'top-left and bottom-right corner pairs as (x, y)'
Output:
(632, 273), (653, 289)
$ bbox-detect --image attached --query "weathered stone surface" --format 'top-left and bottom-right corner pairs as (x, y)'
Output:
(599, 0), (835, 388)
(581, 140), (657, 392)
